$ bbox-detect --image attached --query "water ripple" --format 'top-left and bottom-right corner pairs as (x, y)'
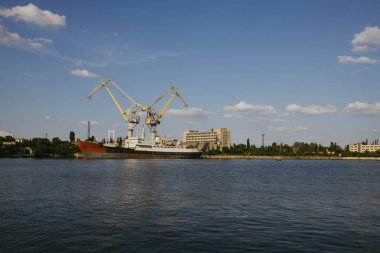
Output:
(0, 159), (379, 252)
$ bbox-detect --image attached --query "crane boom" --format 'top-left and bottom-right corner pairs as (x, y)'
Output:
(88, 79), (130, 123)
(87, 78), (111, 100)
(104, 83), (130, 123)
(158, 87), (188, 119)
(86, 78), (142, 138)
(144, 85), (188, 141)
(109, 80), (143, 109)
(144, 86), (172, 110)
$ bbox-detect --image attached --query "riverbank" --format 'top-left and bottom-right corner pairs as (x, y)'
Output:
(203, 155), (380, 160)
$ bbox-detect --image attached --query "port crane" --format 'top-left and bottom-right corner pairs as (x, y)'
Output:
(143, 86), (188, 141)
(87, 79), (188, 142)
(87, 78), (143, 139)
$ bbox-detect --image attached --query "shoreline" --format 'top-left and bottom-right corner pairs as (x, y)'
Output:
(203, 155), (380, 161)
(1, 155), (380, 161)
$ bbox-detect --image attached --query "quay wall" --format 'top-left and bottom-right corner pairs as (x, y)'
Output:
(203, 155), (380, 161)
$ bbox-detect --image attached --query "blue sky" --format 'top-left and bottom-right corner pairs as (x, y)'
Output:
(1, 0), (380, 146)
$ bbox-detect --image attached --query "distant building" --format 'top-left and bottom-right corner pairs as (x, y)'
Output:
(15, 138), (27, 143)
(2, 141), (16, 146)
(0, 130), (14, 138)
(349, 144), (380, 153)
(183, 128), (231, 149)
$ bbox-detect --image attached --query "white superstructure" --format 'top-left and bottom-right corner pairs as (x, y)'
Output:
(117, 128), (200, 153)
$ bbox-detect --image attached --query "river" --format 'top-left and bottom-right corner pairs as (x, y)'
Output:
(0, 159), (379, 252)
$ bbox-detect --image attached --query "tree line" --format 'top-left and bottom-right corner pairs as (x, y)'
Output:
(204, 138), (380, 157)
(0, 132), (79, 158)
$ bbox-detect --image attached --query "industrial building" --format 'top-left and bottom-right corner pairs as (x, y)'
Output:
(183, 128), (231, 149)
(349, 144), (380, 153)
(0, 130), (14, 138)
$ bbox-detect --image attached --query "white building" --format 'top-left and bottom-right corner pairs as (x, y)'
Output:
(183, 128), (231, 148)
(0, 130), (14, 138)
(349, 144), (380, 153)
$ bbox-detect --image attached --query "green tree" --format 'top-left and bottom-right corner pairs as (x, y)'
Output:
(69, 131), (75, 142)
(117, 137), (123, 146)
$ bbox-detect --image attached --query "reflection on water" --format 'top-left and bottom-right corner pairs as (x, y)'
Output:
(0, 159), (379, 252)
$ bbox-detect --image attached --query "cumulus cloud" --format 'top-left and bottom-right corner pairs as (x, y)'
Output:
(345, 101), (380, 116)
(71, 69), (99, 78)
(0, 24), (52, 50)
(351, 26), (380, 53)
(337, 56), (377, 64)
(0, 3), (66, 28)
(286, 104), (337, 115)
(352, 45), (371, 53)
(224, 101), (276, 118)
(267, 125), (309, 132)
(166, 107), (215, 119)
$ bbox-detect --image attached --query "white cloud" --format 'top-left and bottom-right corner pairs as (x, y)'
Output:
(71, 69), (99, 78)
(267, 125), (309, 132)
(352, 45), (371, 53)
(0, 24), (51, 50)
(44, 115), (63, 122)
(31, 38), (53, 44)
(286, 104), (337, 115)
(166, 107), (215, 119)
(337, 56), (377, 64)
(345, 101), (380, 116)
(351, 26), (380, 53)
(0, 3), (66, 28)
(224, 101), (276, 118)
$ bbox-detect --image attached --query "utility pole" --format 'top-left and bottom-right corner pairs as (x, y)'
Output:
(262, 134), (265, 148)
(87, 121), (91, 140)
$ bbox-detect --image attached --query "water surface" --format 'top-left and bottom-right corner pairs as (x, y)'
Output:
(0, 159), (379, 252)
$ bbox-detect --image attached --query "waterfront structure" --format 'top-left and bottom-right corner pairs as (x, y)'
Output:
(349, 144), (380, 153)
(182, 128), (231, 149)
(0, 130), (14, 138)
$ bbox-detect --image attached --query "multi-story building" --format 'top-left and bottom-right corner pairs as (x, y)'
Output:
(349, 144), (380, 153)
(0, 129), (14, 138)
(183, 128), (231, 149)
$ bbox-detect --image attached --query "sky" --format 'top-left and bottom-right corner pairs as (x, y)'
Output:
(0, 0), (380, 146)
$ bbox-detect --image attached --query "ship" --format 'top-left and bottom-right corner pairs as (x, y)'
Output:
(76, 78), (203, 159)
(75, 137), (202, 159)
